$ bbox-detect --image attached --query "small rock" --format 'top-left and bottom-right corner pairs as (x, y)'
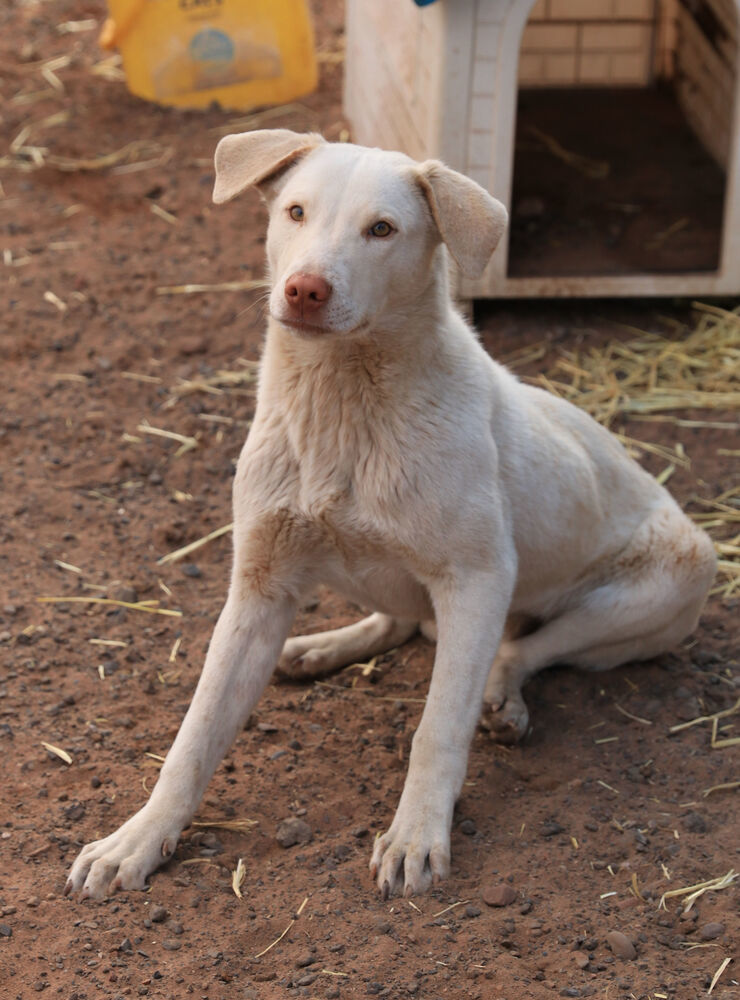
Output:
(465, 905), (481, 918)
(459, 819), (476, 836)
(178, 335), (208, 356)
(256, 722), (278, 733)
(573, 950), (589, 969)
(295, 952), (316, 968)
(182, 563), (202, 579)
(276, 817), (312, 848)
(0, 923), (12, 937)
(162, 939), (182, 951)
(606, 930), (636, 960)
(150, 905), (167, 923)
(26, 896), (40, 908)
(541, 820), (564, 838)
(700, 922), (725, 941)
(352, 826), (368, 838)
(482, 883), (517, 907)
(682, 812), (707, 834)
(560, 990), (581, 998)
(113, 585), (138, 604)
(295, 973), (317, 987)
(169, 922), (184, 935)
(118, 938), (133, 953)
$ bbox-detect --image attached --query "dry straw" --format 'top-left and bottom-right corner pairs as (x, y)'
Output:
(522, 302), (739, 427)
(659, 869), (737, 912)
(41, 742), (72, 765)
(254, 895), (308, 958)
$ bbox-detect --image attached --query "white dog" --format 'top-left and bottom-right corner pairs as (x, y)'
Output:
(66, 130), (716, 900)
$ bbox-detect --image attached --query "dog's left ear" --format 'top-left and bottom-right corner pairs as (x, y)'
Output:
(213, 128), (325, 205)
(416, 161), (508, 279)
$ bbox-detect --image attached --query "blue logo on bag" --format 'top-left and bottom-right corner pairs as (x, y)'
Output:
(190, 29), (234, 64)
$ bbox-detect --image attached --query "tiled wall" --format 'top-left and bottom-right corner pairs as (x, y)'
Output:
(518, 0), (659, 86)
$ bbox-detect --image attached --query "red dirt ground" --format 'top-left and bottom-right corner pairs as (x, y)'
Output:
(1, 3), (738, 999)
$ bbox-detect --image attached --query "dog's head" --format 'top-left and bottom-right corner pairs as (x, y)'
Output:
(213, 129), (507, 338)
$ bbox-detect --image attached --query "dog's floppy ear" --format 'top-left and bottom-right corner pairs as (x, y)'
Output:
(213, 129), (325, 205)
(416, 161), (508, 279)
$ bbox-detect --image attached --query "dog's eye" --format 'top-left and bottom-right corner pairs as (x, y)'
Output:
(369, 220), (393, 238)
(288, 205), (304, 222)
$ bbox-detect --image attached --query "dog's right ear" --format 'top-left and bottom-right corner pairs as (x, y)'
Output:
(213, 129), (325, 205)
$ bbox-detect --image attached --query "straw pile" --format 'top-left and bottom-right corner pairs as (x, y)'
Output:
(526, 302), (739, 427)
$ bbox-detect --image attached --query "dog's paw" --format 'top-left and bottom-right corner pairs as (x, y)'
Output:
(369, 811), (451, 898)
(481, 695), (530, 744)
(276, 637), (337, 680)
(65, 809), (181, 900)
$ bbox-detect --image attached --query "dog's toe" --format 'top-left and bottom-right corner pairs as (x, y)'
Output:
(66, 808), (182, 900)
(370, 813), (450, 898)
(484, 696), (529, 744)
(276, 642), (335, 680)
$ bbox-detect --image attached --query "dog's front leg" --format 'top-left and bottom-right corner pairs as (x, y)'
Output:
(66, 590), (296, 899)
(370, 565), (513, 897)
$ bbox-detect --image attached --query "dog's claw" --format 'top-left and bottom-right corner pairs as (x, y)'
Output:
(382, 880), (390, 901)
(63, 879), (72, 897)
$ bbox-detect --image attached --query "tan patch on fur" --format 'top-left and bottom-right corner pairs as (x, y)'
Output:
(238, 509), (322, 599)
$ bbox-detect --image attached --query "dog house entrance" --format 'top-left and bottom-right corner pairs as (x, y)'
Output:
(507, 1), (733, 280)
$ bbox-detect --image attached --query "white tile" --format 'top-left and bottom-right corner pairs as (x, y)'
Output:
(522, 23), (578, 50)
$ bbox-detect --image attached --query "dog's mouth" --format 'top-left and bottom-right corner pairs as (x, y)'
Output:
(274, 315), (370, 338)
(277, 316), (333, 336)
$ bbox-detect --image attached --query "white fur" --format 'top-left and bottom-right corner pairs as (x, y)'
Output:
(67, 133), (716, 901)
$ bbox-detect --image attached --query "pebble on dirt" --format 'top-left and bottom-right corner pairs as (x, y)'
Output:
(699, 922), (725, 940)
(541, 820), (565, 838)
(482, 883), (518, 907)
(149, 904), (167, 923)
(681, 811), (708, 833)
(276, 817), (313, 848)
(606, 929), (636, 959)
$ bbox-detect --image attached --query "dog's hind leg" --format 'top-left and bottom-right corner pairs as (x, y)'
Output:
(277, 613), (418, 679)
(483, 509), (716, 743)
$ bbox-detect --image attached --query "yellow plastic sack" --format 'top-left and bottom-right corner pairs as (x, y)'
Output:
(101, 0), (317, 110)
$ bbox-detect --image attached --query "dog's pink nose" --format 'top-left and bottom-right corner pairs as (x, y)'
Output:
(284, 273), (332, 316)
